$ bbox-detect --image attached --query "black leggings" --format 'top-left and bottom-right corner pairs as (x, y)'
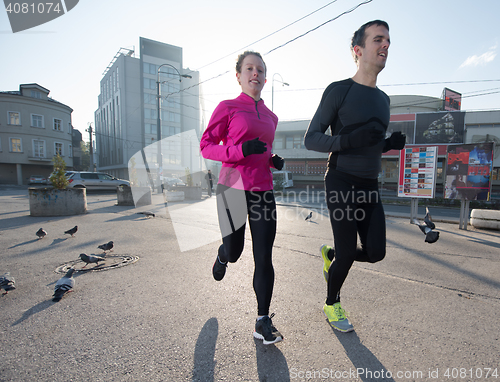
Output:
(325, 169), (386, 305)
(216, 185), (277, 316)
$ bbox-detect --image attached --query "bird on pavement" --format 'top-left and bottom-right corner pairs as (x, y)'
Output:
(79, 253), (105, 268)
(98, 241), (114, 254)
(1, 272), (16, 295)
(64, 226), (78, 237)
(36, 228), (47, 239)
(52, 268), (75, 302)
(137, 211), (155, 218)
(413, 208), (439, 244)
(305, 211), (313, 221)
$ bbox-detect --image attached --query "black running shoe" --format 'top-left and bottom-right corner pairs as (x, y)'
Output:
(212, 256), (227, 281)
(253, 313), (283, 345)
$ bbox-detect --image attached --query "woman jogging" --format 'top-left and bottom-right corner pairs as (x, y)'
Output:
(200, 51), (285, 345)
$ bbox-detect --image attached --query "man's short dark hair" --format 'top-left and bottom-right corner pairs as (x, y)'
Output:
(351, 20), (389, 63)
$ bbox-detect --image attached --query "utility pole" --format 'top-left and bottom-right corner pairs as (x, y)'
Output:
(87, 123), (94, 172)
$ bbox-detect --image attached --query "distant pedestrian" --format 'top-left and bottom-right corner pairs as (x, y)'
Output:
(200, 51), (285, 345)
(304, 20), (406, 332)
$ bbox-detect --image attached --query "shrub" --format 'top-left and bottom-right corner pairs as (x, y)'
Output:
(49, 154), (69, 190)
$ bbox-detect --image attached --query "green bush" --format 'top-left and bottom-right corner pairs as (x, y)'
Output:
(49, 155), (69, 190)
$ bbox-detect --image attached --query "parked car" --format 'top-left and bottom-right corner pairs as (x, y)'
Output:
(29, 175), (48, 185)
(162, 177), (186, 190)
(67, 172), (130, 190)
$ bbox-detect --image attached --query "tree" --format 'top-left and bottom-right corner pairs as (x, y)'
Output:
(49, 155), (69, 189)
(76, 141), (90, 171)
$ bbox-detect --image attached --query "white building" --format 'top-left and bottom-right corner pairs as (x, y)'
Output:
(0, 84), (73, 185)
(94, 38), (201, 181)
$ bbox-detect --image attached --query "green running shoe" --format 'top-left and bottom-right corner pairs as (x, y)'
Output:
(320, 244), (333, 282)
(323, 303), (354, 332)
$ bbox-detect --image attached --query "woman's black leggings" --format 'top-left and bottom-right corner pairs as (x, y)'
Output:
(325, 169), (386, 305)
(216, 185), (277, 316)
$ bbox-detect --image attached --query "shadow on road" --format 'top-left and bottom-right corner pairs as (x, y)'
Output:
(192, 317), (218, 382)
(11, 300), (54, 326)
(254, 338), (290, 382)
(334, 330), (395, 382)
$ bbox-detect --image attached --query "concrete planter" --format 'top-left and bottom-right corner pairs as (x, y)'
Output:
(164, 190), (185, 202)
(172, 186), (202, 200)
(470, 209), (500, 230)
(117, 186), (152, 206)
(29, 187), (87, 217)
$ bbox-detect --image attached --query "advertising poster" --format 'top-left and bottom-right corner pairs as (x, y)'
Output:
(415, 111), (465, 144)
(445, 143), (495, 201)
(443, 88), (462, 111)
(398, 146), (438, 198)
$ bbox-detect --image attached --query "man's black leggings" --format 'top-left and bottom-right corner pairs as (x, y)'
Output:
(325, 169), (386, 305)
(216, 185), (277, 316)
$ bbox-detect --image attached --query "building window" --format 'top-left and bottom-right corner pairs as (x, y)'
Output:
(33, 139), (46, 158)
(286, 137), (293, 149)
(31, 90), (41, 99)
(273, 137), (283, 150)
(144, 108), (157, 120)
(144, 78), (156, 90)
(293, 136), (302, 149)
(55, 142), (63, 156)
(53, 118), (63, 131)
(8, 111), (21, 125)
(491, 168), (499, 181)
(69, 144), (73, 157)
(10, 138), (22, 152)
(68, 122), (72, 134)
(31, 114), (44, 128)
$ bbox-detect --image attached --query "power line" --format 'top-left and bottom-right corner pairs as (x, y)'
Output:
(265, 0), (373, 55)
(187, 0), (341, 73)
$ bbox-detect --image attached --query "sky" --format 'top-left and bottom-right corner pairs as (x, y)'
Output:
(2, 0), (500, 141)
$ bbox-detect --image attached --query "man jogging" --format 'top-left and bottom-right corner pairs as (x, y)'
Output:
(304, 20), (406, 332)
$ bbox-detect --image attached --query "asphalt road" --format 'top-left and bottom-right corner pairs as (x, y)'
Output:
(1, 186), (499, 381)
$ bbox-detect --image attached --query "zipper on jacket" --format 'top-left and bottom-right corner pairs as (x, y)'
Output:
(254, 100), (260, 119)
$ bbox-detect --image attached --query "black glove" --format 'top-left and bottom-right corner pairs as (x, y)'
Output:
(384, 131), (406, 152)
(271, 154), (284, 170)
(242, 138), (267, 157)
(341, 126), (384, 150)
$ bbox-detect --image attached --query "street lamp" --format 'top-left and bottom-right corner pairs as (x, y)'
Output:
(156, 63), (192, 193)
(271, 73), (289, 112)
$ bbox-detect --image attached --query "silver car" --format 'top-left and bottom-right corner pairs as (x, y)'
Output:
(67, 172), (130, 190)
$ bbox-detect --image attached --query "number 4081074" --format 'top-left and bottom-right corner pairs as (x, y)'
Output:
(5, 3), (62, 14)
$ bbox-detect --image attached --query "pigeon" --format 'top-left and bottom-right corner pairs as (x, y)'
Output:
(52, 268), (75, 302)
(413, 218), (440, 244)
(64, 225), (78, 237)
(137, 211), (155, 218)
(423, 207), (436, 230)
(79, 253), (105, 268)
(36, 228), (47, 239)
(305, 212), (313, 221)
(98, 241), (114, 254)
(1, 272), (16, 295)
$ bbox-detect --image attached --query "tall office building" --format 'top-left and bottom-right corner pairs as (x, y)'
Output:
(94, 37), (201, 180)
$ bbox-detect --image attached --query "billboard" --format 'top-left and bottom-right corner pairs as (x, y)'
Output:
(444, 143), (495, 201)
(398, 146), (438, 198)
(388, 114), (416, 145)
(443, 88), (462, 111)
(415, 111), (465, 144)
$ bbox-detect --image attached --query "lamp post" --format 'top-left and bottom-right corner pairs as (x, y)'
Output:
(271, 73), (289, 112)
(156, 63), (191, 193)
